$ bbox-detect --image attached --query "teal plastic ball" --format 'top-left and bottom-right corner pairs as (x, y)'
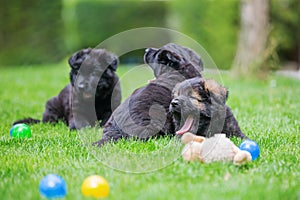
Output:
(10, 124), (31, 138)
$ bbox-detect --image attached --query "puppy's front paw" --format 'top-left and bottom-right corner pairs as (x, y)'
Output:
(92, 140), (106, 148)
(68, 120), (76, 130)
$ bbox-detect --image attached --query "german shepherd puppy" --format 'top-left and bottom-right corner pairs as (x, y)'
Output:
(170, 77), (247, 138)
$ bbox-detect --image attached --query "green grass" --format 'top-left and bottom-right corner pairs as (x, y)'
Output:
(0, 64), (299, 200)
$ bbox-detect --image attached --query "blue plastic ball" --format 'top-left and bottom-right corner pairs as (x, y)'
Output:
(239, 140), (260, 160)
(39, 174), (67, 198)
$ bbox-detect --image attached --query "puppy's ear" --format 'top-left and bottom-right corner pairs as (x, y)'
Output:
(158, 50), (181, 69)
(68, 48), (92, 70)
(203, 79), (228, 104)
(108, 57), (118, 71)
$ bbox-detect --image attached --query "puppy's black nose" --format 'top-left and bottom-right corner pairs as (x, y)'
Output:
(78, 82), (86, 90)
(145, 48), (157, 54)
(171, 99), (179, 107)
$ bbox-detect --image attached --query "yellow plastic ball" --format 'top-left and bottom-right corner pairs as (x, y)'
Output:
(81, 175), (109, 198)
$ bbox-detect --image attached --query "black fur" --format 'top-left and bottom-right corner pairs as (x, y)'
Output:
(93, 43), (203, 147)
(13, 48), (121, 130)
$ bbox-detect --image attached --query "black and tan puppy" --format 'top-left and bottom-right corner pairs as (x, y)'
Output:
(170, 77), (247, 138)
(13, 48), (121, 130)
(93, 43), (203, 146)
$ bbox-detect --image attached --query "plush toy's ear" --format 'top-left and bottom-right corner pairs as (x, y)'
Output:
(157, 50), (181, 69)
(68, 48), (92, 70)
(204, 79), (228, 104)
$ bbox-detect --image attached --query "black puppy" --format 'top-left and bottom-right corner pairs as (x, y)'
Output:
(170, 77), (247, 138)
(13, 48), (121, 130)
(93, 43), (203, 146)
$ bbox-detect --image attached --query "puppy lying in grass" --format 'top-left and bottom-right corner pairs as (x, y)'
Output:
(94, 43), (203, 147)
(169, 77), (247, 138)
(14, 48), (121, 130)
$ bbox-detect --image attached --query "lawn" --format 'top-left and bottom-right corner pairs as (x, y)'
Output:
(0, 63), (299, 200)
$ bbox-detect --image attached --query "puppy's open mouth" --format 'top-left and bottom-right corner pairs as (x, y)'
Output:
(176, 115), (194, 135)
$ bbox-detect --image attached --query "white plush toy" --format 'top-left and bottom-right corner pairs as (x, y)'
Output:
(181, 132), (252, 165)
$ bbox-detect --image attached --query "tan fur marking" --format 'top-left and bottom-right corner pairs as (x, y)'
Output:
(204, 79), (227, 102)
(190, 89), (206, 110)
(174, 91), (179, 98)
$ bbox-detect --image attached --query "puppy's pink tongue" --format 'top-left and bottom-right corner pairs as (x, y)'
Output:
(176, 116), (194, 135)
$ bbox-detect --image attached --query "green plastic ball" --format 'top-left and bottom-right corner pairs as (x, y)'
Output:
(10, 124), (32, 138)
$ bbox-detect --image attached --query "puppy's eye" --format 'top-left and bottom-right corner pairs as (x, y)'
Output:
(168, 61), (178, 68)
(157, 57), (168, 65)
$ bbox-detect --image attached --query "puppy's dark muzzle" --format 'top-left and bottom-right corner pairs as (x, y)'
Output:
(171, 98), (179, 107)
(169, 98), (181, 113)
(145, 47), (157, 54)
(144, 48), (158, 64)
(77, 82), (87, 91)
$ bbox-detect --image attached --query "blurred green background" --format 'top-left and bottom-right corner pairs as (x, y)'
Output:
(0, 0), (299, 70)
